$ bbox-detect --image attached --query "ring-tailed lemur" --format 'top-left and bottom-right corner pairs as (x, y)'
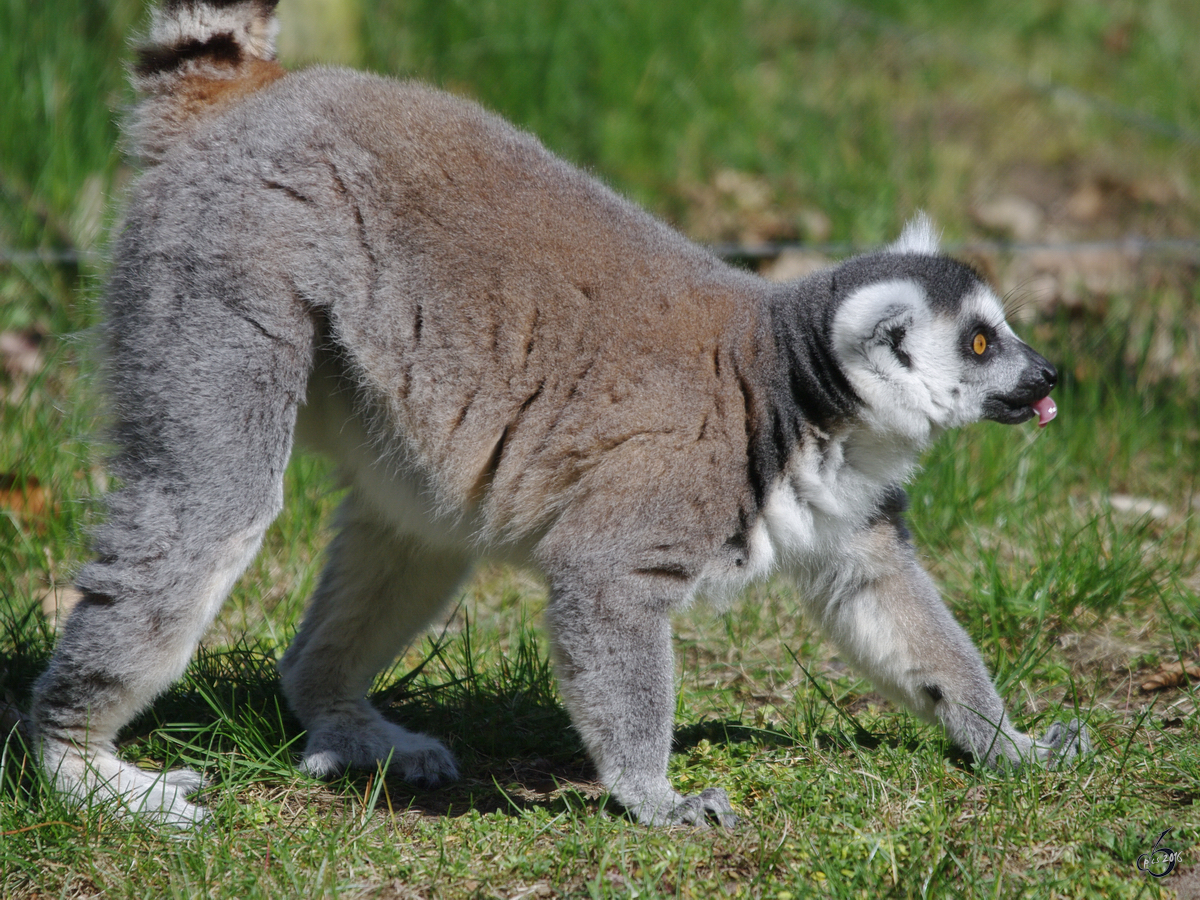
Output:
(31, 0), (1086, 828)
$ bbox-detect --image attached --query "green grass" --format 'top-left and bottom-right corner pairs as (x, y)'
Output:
(3, 0), (1200, 897)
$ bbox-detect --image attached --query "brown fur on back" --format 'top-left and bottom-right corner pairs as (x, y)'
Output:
(257, 74), (774, 548)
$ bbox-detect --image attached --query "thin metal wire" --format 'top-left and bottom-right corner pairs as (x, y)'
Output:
(3, 3), (1196, 270)
(710, 237), (1200, 262)
(0, 249), (99, 267)
(2, 239), (1198, 269)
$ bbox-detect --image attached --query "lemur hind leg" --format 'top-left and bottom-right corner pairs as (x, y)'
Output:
(31, 248), (314, 826)
(279, 497), (473, 786)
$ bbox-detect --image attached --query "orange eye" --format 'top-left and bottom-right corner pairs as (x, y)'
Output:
(972, 332), (988, 355)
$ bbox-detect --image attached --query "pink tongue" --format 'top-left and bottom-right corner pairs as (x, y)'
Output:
(1032, 395), (1057, 427)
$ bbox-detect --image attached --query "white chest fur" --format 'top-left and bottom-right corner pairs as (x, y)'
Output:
(760, 430), (919, 571)
(692, 429), (920, 607)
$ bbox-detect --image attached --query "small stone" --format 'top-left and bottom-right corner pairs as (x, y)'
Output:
(1108, 494), (1171, 520)
(760, 249), (831, 283)
(971, 196), (1043, 241)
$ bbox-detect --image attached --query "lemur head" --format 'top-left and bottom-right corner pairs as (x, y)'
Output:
(829, 214), (1057, 445)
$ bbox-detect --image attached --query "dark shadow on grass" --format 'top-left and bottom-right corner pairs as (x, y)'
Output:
(675, 715), (948, 758)
(0, 604), (55, 804)
(1, 617), (972, 821)
(366, 677), (596, 818)
(339, 755), (601, 820)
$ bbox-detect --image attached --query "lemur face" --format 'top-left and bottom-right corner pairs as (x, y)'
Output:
(829, 219), (1057, 441)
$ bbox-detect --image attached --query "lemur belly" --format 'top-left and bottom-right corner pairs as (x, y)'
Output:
(295, 364), (543, 564)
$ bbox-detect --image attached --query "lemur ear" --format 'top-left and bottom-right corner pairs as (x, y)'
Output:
(872, 306), (915, 368)
(887, 212), (940, 256)
(872, 305), (914, 345)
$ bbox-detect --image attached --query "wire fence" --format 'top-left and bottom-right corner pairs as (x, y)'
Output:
(0, 249), (97, 267)
(4, 238), (1198, 270)
(710, 236), (1200, 263)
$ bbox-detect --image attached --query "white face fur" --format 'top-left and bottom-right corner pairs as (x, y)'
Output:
(830, 217), (1029, 446)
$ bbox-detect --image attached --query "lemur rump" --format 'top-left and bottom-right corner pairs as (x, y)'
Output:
(32, 0), (1085, 828)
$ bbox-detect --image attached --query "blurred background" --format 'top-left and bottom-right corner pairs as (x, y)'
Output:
(3, 0), (1199, 775)
(3, 0), (1199, 726)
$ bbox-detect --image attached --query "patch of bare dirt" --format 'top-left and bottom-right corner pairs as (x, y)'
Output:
(681, 168), (829, 247)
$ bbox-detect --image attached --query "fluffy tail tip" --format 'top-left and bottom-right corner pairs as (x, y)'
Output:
(133, 0), (281, 84)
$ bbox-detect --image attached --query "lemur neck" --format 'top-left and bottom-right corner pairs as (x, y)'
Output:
(739, 276), (861, 508)
(768, 274), (861, 427)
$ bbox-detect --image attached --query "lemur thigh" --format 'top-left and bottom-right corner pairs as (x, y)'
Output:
(802, 516), (1084, 766)
(279, 499), (472, 784)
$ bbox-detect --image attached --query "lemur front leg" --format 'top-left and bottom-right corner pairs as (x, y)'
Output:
(536, 490), (739, 829)
(796, 499), (1089, 767)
